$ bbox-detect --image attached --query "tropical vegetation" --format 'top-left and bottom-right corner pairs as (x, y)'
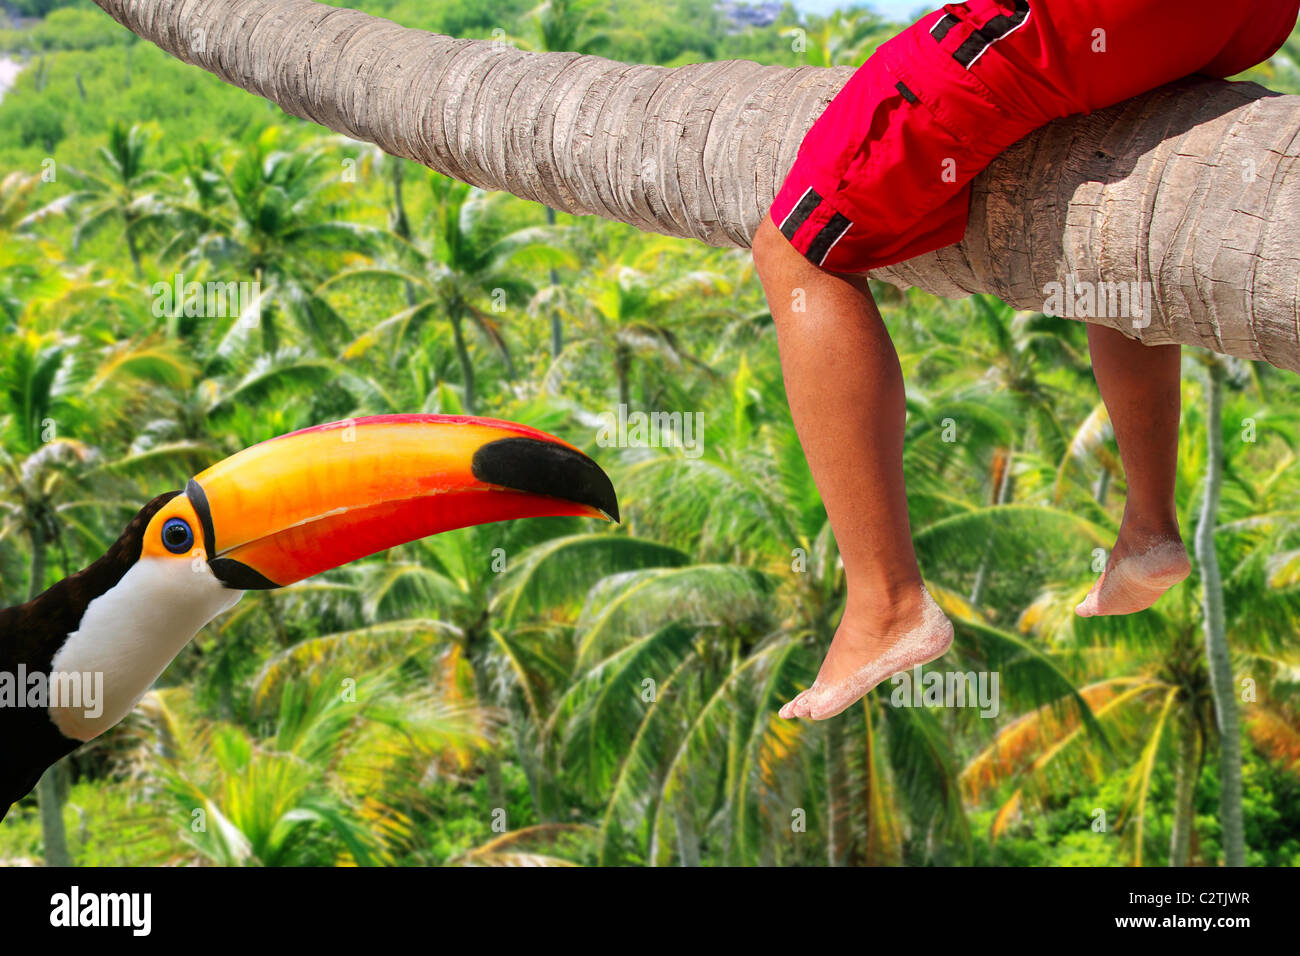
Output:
(0, 0), (1298, 867)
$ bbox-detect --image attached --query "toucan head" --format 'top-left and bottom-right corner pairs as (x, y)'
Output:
(154, 413), (616, 589)
(45, 415), (617, 742)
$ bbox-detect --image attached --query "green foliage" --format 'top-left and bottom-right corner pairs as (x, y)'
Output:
(1, 7), (130, 51)
(0, 1), (1298, 868)
(4, 99), (63, 150)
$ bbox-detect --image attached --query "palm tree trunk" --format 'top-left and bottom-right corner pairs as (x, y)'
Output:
(260, 299), (280, 356)
(28, 525), (72, 868)
(545, 205), (563, 359)
(123, 216), (143, 279)
(1196, 359), (1245, 867)
(615, 343), (631, 409)
(1093, 467), (1111, 505)
(382, 162), (421, 311)
(388, 158), (411, 242)
(825, 716), (852, 866)
(466, 633), (505, 813)
(36, 767), (72, 868)
(92, 0), (1300, 371)
(861, 699), (899, 866)
(263, 592), (290, 646)
(1169, 704), (1199, 867)
(448, 303), (476, 414)
(27, 525), (46, 600)
(674, 804), (702, 868)
(511, 719), (553, 823)
(969, 445), (1014, 608)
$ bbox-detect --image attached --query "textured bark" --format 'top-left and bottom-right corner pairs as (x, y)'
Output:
(824, 715), (851, 866)
(1196, 361), (1246, 867)
(91, 0), (1300, 370)
(1169, 704), (1199, 867)
(448, 301), (476, 413)
(545, 205), (563, 360)
(467, 634), (506, 813)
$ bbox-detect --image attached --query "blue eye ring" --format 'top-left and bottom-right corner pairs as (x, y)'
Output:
(162, 517), (194, 554)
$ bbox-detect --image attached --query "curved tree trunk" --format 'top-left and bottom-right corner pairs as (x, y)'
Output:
(91, 0), (1299, 371)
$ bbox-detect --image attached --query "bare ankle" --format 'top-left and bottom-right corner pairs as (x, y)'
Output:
(1118, 507), (1181, 542)
(844, 578), (928, 629)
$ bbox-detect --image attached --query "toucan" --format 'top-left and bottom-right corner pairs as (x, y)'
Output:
(0, 414), (618, 821)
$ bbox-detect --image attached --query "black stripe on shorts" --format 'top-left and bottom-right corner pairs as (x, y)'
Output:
(779, 187), (823, 242)
(952, 0), (1030, 69)
(805, 213), (852, 267)
(930, 12), (959, 41)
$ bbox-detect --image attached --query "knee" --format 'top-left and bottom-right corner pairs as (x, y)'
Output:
(750, 214), (793, 277)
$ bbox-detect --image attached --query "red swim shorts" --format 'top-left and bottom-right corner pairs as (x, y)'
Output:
(769, 0), (1300, 274)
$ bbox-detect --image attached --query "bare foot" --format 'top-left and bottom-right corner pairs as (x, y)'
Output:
(1075, 530), (1190, 617)
(779, 584), (954, 721)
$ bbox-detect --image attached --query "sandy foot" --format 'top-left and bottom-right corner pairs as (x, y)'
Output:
(779, 585), (954, 721)
(1075, 536), (1190, 617)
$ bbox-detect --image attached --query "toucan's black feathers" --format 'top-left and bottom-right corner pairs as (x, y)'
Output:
(0, 492), (180, 820)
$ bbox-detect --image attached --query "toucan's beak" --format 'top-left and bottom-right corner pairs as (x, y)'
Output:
(185, 414), (618, 589)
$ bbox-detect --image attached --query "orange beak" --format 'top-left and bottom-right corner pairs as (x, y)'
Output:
(184, 415), (618, 589)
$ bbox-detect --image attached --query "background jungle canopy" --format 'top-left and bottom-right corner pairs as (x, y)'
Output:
(0, 0), (1298, 867)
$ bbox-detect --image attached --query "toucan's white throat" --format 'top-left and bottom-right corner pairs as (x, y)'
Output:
(48, 556), (243, 741)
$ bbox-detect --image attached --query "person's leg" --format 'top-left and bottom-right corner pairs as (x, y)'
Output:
(1076, 325), (1189, 617)
(752, 216), (953, 721)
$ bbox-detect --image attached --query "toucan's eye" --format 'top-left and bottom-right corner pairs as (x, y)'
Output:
(162, 518), (194, 554)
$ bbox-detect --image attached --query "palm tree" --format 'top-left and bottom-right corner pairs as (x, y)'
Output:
(970, 370), (1300, 865)
(500, 356), (1099, 865)
(54, 122), (174, 279)
(324, 176), (571, 412)
(911, 294), (1092, 610)
(90, 0), (1300, 370)
(172, 126), (385, 355)
(518, 0), (608, 57)
(124, 668), (484, 865)
(1194, 355), (1241, 864)
(544, 230), (732, 408)
(783, 8), (894, 67)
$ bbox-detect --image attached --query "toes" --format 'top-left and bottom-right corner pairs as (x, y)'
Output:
(796, 687), (827, 719)
(779, 687), (822, 720)
(779, 689), (810, 720)
(791, 690), (815, 719)
(807, 686), (855, 721)
(807, 701), (838, 721)
(1076, 580), (1103, 617)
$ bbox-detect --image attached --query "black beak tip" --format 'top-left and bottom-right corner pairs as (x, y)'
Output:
(209, 557), (281, 590)
(472, 437), (620, 524)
